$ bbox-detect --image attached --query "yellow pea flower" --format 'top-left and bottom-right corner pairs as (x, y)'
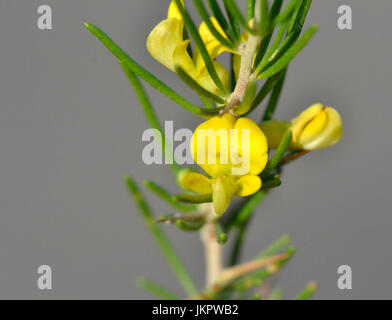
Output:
(179, 113), (268, 215)
(146, 0), (230, 97)
(260, 103), (343, 151)
(291, 103), (343, 150)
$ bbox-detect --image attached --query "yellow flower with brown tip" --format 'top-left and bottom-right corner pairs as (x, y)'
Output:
(260, 103), (343, 151)
(179, 113), (268, 215)
(146, 0), (230, 97)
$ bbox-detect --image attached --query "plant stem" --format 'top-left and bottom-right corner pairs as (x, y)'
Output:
(201, 203), (222, 287)
(222, 32), (261, 114)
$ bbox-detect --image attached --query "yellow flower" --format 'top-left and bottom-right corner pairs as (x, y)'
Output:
(260, 103), (343, 151)
(180, 113), (268, 215)
(146, 0), (230, 97)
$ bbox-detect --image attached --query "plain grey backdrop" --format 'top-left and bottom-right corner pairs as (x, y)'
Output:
(0, 0), (391, 299)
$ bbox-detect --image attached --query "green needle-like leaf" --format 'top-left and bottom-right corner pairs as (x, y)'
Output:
(273, 0), (300, 27)
(288, 0), (312, 34)
(138, 277), (180, 300)
(254, 24), (301, 76)
(230, 191), (267, 229)
(223, 0), (255, 34)
(193, 0), (235, 49)
(84, 22), (218, 118)
(206, 0), (233, 40)
(261, 68), (287, 121)
(144, 180), (197, 212)
(244, 70), (285, 116)
(173, 0), (227, 96)
(223, 1), (241, 41)
(258, 0), (270, 37)
(121, 63), (180, 176)
(125, 175), (197, 296)
(295, 282), (317, 300)
(261, 129), (292, 177)
(257, 234), (292, 258)
(175, 66), (226, 105)
(228, 191), (267, 266)
(263, 20), (290, 64)
(257, 24), (318, 79)
(247, 0), (256, 20)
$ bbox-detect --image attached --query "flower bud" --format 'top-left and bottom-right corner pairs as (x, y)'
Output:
(291, 103), (343, 150)
(260, 104), (343, 151)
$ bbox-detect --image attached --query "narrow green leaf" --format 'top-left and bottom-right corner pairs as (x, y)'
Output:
(228, 191), (267, 266)
(258, 0), (270, 37)
(84, 22), (218, 118)
(257, 234), (292, 259)
(173, 0), (227, 96)
(253, 34), (272, 68)
(175, 66), (226, 104)
(175, 193), (212, 204)
(288, 0), (313, 34)
(223, 0), (241, 41)
(244, 70), (285, 115)
(120, 63), (180, 175)
(257, 25), (318, 79)
(144, 180), (197, 212)
(138, 277), (180, 300)
(247, 0), (256, 20)
(230, 53), (237, 92)
(125, 175), (197, 296)
(295, 282), (317, 300)
(223, 0), (254, 34)
(206, 0), (233, 40)
(262, 20), (290, 64)
(261, 68), (287, 121)
(254, 24), (301, 76)
(270, 0), (284, 19)
(273, 0), (300, 26)
(193, 0), (235, 49)
(261, 129), (292, 177)
(230, 190), (267, 229)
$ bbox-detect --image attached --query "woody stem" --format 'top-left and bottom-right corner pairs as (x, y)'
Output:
(201, 204), (222, 287)
(222, 2), (262, 114)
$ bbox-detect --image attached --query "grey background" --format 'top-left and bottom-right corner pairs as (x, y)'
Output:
(0, 0), (390, 299)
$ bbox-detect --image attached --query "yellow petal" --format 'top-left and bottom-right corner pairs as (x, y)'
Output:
(181, 172), (212, 194)
(291, 103), (324, 142)
(191, 113), (236, 177)
(173, 39), (197, 76)
(236, 175), (262, 197)
(198, 17), (235, 60)
(211, 177), (238, 215)
(233, 117), (269, 176)
(168, 0), (184, 20)
(291, 104), (343, 150)
(299, 107), (343, 150)
(146, 18), (186, 71)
